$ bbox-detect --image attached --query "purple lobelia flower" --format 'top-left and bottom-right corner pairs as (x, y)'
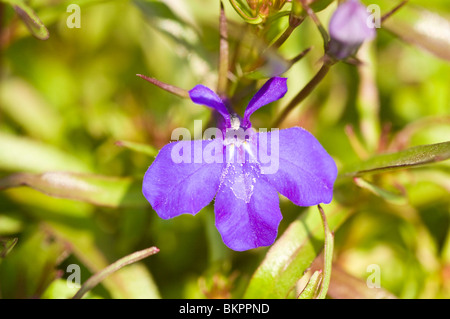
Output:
(328, 0), (376, 60)
(142, 77), (337, 251)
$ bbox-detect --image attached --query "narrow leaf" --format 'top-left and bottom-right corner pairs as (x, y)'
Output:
(2, 0), (49, 40)
(0, 172), (146, 207)
(316, 205), (334, 299)
(115, 140), (158, 157)
(353, 177), (408, 205)
(0, 133), (91, 173)
(339, 141), (450, 179)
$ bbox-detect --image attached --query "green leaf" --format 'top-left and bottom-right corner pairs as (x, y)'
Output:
(115, 140), (159, 157)
(316, 205), (334, 299)
(339, 141), (450, 179)
(243, 203), (351, 299)
(353, 177), (408, 205)
(0, 215), (23, 235)
(297, 270), (322, 299)
(72, 246), (159, 299)
(0, 133), (91, 173)
(0, 172), (147, 208)
(1, 0), (49, 40)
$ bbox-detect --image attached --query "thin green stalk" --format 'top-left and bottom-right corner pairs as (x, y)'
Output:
(272, 61), (333, 127)
(299, 0), (329, 48)
(381, 0), (408, 23)
(72, 246), (160, 299)
(316, 205), (334, 299)
(136, 74), (189, 98)
(218, 1), (229, 96)
(270, 14), (304, 49)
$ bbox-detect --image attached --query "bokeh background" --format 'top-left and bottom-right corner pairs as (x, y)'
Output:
(0, 0), (449, 299)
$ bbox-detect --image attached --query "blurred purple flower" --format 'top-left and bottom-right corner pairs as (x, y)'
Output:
(328, 0), (376, 60)
(142, 77), (337, 251)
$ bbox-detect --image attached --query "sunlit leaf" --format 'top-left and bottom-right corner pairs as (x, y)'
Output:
(244, 203), (351, 298)
(0, 133), (91, 173)
(0, 172), (146, 208)
(0, 215), (23, 235)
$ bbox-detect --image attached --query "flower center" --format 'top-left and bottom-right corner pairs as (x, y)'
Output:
(222, 116), (258, 164)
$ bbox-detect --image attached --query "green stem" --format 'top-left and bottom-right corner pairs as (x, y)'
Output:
(72, 246), (159, 299)
(272, 60), (333, 127)
(136, 74), (189, 98)
(218, 1), (229, 96)
(270, 14), (304, 49)
(316, 205), (334, 299)
(299, 0), (329, 49)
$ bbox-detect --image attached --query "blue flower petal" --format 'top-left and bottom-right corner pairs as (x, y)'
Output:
(258, 127), (337, 206)
(143, 139), (224, 219)
(214, 162), (282, 251)
(242, 77), (287, 128)
(189, 85), (231, 125)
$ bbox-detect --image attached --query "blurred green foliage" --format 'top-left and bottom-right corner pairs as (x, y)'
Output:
(0, 0), (449, 299)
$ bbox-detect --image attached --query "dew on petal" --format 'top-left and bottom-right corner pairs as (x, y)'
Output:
(230, 171), (255, 203)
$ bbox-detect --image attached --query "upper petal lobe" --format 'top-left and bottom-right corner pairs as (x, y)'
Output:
(189, 85), (230, 124)
(243, 77), (287, 128)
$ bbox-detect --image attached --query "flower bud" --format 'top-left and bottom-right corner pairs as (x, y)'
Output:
(246, 0), (287, 18)
(327, 0), (376, 60)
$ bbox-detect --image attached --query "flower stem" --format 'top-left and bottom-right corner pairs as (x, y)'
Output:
(299, 0), (329, 49)
(381, 0), (409, 23)
(72, 246), (159, 299)
(272, 60), (333, 127)
(136, 74), (189, 98)
(270, 14), (304, 49)
(218, 1), (229, 97)
(316, 204), (334, 299)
